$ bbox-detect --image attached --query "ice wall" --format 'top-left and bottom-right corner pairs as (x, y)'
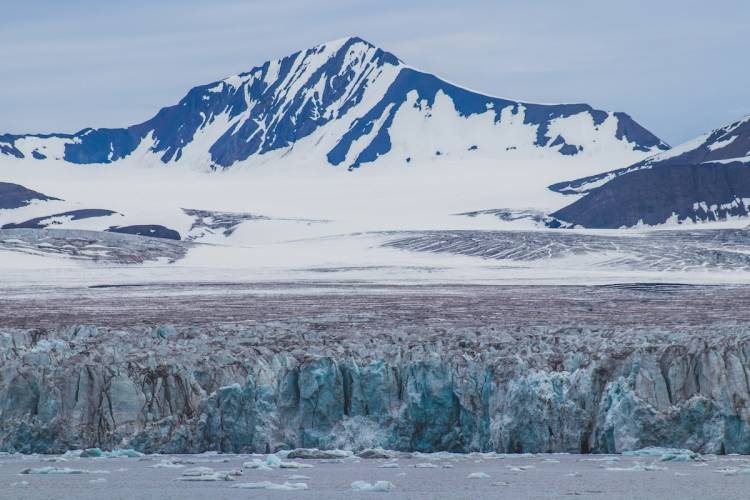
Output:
(1, 324), (749, 454)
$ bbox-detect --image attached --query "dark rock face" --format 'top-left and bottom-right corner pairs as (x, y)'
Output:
(2, 323), (750, 455)
(549, 115), (750, 227)
(551, 116), (750, 197)
(2, 209), (118, 229)
(550, 163), (750, 228)
(107, 225), (181, 240)
(0, 182), (59, 209)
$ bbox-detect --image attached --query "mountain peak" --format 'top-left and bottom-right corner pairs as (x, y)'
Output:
(1, 37), (665, 172)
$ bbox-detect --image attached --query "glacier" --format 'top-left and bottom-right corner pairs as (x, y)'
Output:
(2, 322), (750, 455)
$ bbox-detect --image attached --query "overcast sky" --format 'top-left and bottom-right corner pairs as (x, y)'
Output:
(1, 0), (747, 145)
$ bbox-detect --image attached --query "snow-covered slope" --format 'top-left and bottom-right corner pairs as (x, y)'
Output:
(0, 37), (666, 172)
(550, 115), (750, 196)
(550, 115), (750, 228)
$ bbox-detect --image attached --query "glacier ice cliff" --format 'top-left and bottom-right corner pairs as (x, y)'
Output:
(2, 323), (750, 455)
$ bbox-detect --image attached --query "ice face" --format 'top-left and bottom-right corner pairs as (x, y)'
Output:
(1, 323), (750, 455)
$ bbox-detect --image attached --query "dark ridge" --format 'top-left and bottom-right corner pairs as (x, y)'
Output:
(107, 225), (181, 240)
(550, 163), (750, 228)
(0, 182), (60, 209)
(2, 209), (118, 229)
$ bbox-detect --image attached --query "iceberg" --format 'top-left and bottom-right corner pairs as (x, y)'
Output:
(351, 480), (396, 492)
(467, 472), (490, 479)
(623, 447), (703, 462)
(231, 481), (308, 490)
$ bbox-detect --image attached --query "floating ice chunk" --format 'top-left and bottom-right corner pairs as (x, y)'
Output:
(379, 462), (399, 468)
(178, 473), (233, 481)
(151, 460), (184, 468)
(182, 467), (215, 476)
(89, 478), (108, 484)
(674, 472), (690, 476)
(492, 481), (511, 486)
(467, 472), (490, 479)
(351, 480), (396, 492)
(582, 456), (619, 462)
(231, 481), (308, 490)
(715, 467), (750, 476)
(441, 464), (454, 469)
(506, 465), (534, 471)
(104, 449), (143, 458)
(606, 462), (667, 472)
(566, 472), (582, 477)
(243, 459), (273, 471)
(288, 448), (352, 459)
(243, 456), (311, 470)
(541, 458), (560, 463)
(70, 447), (138, 458)
(414, 463), (438, 468)
(20, 467), (109, 475)
(357, 449), (397, 459)
(279, 460), (313, 469)
(287, 474), (312, 480)
(177, 466), (236, 481)
(623, 447), (703, 462)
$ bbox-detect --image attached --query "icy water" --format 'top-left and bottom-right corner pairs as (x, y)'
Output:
(2, 452), (750, 499)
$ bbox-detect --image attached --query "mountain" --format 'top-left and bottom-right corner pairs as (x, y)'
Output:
(0, 182), (59, 209)
(0, 37), (667, 171)
(550, 115), (750, 228)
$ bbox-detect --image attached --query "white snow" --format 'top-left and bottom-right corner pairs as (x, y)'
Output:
(644, 133), (710, 163)
(706, 155), (750, 164)
(0, 60), (748, 289)
(707, 134), (738, 151)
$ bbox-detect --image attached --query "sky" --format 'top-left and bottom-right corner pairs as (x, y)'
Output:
(1, 0), (747, 146)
